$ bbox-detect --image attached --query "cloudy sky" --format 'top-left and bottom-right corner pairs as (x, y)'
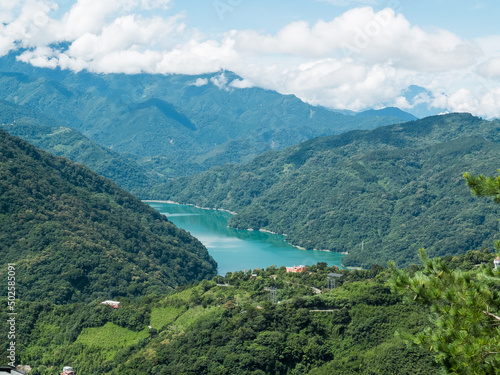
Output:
(1, 0), (500, 117)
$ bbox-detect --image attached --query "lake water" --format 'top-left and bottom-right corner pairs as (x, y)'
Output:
(146, 201), (345, 275)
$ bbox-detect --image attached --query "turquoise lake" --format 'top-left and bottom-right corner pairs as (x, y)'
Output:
(146, 201), (344, 275)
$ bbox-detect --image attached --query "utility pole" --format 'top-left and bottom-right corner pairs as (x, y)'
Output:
(270, 287), (277, 304)
(327, 273), (342, 290)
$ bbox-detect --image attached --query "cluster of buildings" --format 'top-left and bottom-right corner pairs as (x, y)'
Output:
(285, 265), (307, 273)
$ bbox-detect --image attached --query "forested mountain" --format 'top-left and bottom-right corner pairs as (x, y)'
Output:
(152, 113), (500, 268)
(1, 260), (446, 375)
(0, 130), (216, 304)
(356, 107), (418, 122)
(0, 54), (412, 185)
(0, 100), (163, 195)
(7, 249), (494, 374)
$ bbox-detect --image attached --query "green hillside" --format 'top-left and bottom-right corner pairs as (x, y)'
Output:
(2, 260), (447, 374)
(0, 130), (216, 303)
(0, 100), (163, 196)
(152, 113), (500, 268)
(0, 56), (411, 182)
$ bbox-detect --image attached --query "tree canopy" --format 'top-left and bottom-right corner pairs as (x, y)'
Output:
(388, 170), (500, 374)
(0, 130), (217, 304)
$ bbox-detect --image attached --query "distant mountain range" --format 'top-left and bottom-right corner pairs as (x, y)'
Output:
(0, 53), (416, 191)
(152, 113), (500, 268)
(0, 129), (216, 303)
(0, 100), (163, 196)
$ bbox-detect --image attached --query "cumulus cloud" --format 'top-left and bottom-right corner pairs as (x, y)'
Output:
(210, 72), (229, 90)
(429, 86), (500, 118)
(1, 2), (500, 117)
(477, 57), (500, 78)
(193, 78), (209, 87)
(257, 58), (403, 110)
(231, 7), (479, 71)
(230, 78), (254, 89)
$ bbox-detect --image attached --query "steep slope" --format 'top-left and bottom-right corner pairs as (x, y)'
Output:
(152, 113), (500, 267)
(1, 263), (440, 374)
(0, 130), (217, 303)
(0, 56), (409, 180)
(0, 100), (164, 195)
(356, 106), (418, 122)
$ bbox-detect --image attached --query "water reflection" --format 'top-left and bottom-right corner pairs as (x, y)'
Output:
(147, 202), (344, 275)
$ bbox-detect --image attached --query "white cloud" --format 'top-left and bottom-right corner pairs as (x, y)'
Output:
(193, 78), (209, 86)
(210, 72), (229, 90)
(231, 7), (479, 72)
(1, 2), (500, 117)
(230, 78), (254, 89)
(140, 0), (171, 10)
(477, 57), (500, 78)
(430, 87), (500, 119)
(263, 59), (402, 110)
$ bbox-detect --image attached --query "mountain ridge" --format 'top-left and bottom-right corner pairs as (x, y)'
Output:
(0, 55), (416, 185)
(0, 100), (164, 196)
(0, 129), (217, 303)
(152, 113), (500, 267)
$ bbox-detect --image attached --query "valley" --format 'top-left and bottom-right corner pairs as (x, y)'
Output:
(146, 201), (345, 275)
(152, 113), (500, 268)
(0, 40), (499, 375)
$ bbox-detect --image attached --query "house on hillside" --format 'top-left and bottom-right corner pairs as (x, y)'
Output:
(100, 300), (120, 308)
(286, 265), (307, 273)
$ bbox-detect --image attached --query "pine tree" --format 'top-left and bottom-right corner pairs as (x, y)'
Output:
(390, 249), (500, 374)
(388, 171), (500, 374)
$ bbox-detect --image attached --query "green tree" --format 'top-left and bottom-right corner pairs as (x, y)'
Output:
(464, 170), (500, 203)
(390, 249), (500, 374)
(387, 168), (500, 374)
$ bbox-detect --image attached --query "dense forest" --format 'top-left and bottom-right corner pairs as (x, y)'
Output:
(3, 53), (500, 374)
(0, 100), (163, 196)
(153, 113), (500, 268)
(0, 263), (434, 374)
(3, 249), (496, 375)
(0, 54), (411, 183)
(0, 130), (216, 304)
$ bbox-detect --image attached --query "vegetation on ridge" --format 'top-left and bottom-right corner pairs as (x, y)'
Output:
(1, 262), (441, 374)
(153, 113), (500, 268)
(0, 130), (217, 304)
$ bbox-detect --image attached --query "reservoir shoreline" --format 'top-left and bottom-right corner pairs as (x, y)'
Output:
(143, 200), (346, 256)
(145, 201), (345, 274)
(143, 200), (238, 215)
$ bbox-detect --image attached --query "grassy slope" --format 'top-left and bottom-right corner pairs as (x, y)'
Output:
(4, 261), (449, 375)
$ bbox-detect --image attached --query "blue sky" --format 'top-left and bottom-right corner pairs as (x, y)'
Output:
(170, 0), (498, 38)
(1, 0), (500, 117)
